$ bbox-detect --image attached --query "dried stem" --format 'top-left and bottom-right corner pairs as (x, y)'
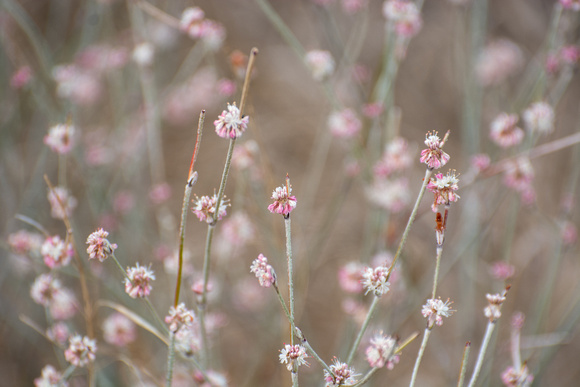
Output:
(457, 342), (471, 387)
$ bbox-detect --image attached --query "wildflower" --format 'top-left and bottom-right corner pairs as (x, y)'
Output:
(501, 365), (534, 387)
(86, 228), (117, 262)
(193, 369), (228, 387)
(149, 182), (172, 204)
(217, 78), (237, 97)
(522, 102), (554, 135)
(232, 140), (259, 170)
(503, 157), (534, 200)
(214, 103), (249, 139)
(125, 263), (155, 298)
(44, 123), (76, 154)
(47, 186), (77, 220)
(11, 66), (33, 90)
(180, 7), (205, 38)
(220, 212), (255, 247)
(471, 153), (491, 173)
(490, 113), (524, 148)
(175, 323), (201, 356)
(34, 365), (68, 387)
(199, 20), (226, 51)
(475, 39), (523, 87)
(560, 0), (580, 11)
(192, 193), (230, 223)
(490, 262), (515, 281)
(250, 254), (276, 288)
(426, 170), (460, 212)
(324, 359), (358, 386)
(132, 42), (154, 67)
(342, 0), (368, 14)
(362, 102), (385, 118)
(422, 298), (455, 328)
(49, 288), (77, 320)
(383, 0), (423, 38)
(8, 230), (43, 255)
(31, 274), (61, 307)
(47, 322), (70, 346)
(338, 262), (365, 293)
(52, 64), (102, 106)
(365, 332), (399, 369)
(165, 303), (196, 333)
(102, 313), (136, 347)
(279, 344), (309, 371)
(366, 177), (410, 212)
(64, 335), (97, 367)
(268, 177), (297, 217)
(305, 50), (335, 81)
(374, 137), (414, 178)
(328, 108), (362, 138)
(361, 265), (390, 297)
(420, 131), (450, 170)
(561, 45), (580, 64)
(484, 293), (506, 322)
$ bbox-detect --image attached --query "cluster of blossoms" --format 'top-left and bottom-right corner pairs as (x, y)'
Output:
(374, 137), (414, 178)
(501, 365), (534, 387)
(327, 108), (362, 139)
(30, 274), (77, 320)
(44, 123), (76, 154)
(214, 103), (249, 139)
(64, 335), (97, 367)
(304, 50), (335, 81)
(218, 212), (255, 254)
(324, 359), (358, 387)
(268, 178), (297, 217)
(420, 131), (450, 170)
(337, 261), (365, 293)
(47, 186), (77, 220)
(8, 230), (43, 255)
(382, 0), (422, 38)
(490, 261), (515, 281)
(179, 7), (226, 51)
(546, 45), (580, 74)
(484, 292), (507, 322)
(421, 298), (455, 328)
(86, 228), (117, 262)
(192, 193), (230, 223)
(34, 365), (67, 387)
(476, 39), (523, 87)
(490, 113), (524, 148)
(365, 332), (399, 369)
(41, 235), (73, 268)
(102, 313), (136, 347)
(426, 170), (460, 212)
(503, 157), (535, 203)
(522, 102), (554, 135)
(10, 65), (33, 90)
(165, 303), (196, 333)
(47, 322), (70, 346)
(279, 344), (309, 371)
(124, 263), (155, 299)
(361, 265), (391, 297)
(365, 177), (410, 212)
(250, 254), (276, 288)
(175, 323), (202, 356)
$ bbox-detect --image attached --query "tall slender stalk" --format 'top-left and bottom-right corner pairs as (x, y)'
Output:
(457, 342), (471, 387)
(467, 321), (496, 387)
(285, 216), (295, 345)
(409, 328), (431, 387)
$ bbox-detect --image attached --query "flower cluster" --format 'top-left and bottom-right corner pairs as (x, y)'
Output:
(382, 0), (423, 38)
(279, 344), (309, 371)
(8, 230), (43, 255)
(324, 359), (358, 387)
(522, 102), (554, 135)
(490, 113), (524, 148)
(41, 235), (73, 268)
(426, 170), (460, 212)
(268, 177), (297, 217)
(192, 193), (230, 223)
(559, 0), (580, 11)
(44, 123), (76, 154)
(365, 177), (410, 213)
(64, 335), (97, 367)
(165, 303), (196, 333)
(34, 365), (67, 387)
(47, 186), (77, 220)
(179, 7), (226, 51)
(421, 298), (455, 328)
(86, 228), (117, 262)
(125, 263), (155, 299)
(373, 137), (414, 178)
(365, 332), (399, 369)
(305, 50), (335, 81)
(501, 365), (534, 387)
(361, 265), (391, 297)
(503, 157), (535, 203)
(337, 262), (365, 293)
(327, 108), (362, 138)
(420, 131), (450, 170)
(175, 324), (202, 356)
(214, 103), (249, 139)
(250, 254), (276, 288)
(102, 313), (136, 347)
(484, 293), (507, 322)
(476, 39), (523, 87)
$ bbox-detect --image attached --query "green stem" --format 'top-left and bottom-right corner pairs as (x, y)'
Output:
(467, 321), (496, 387)
(285, 216), (295, 345)
(409, 328), (431, 387)
(165, 333), (176, 387)
(457, 342), (471, 387)
(432, 246), (443, 299)
(346, 296), (380, 364)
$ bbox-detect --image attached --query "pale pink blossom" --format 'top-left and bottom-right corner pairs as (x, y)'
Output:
(490, 262), (515, 281)
(64, 335), (97, 367)
(361, 265), (390, 297)
(342, 299), (367, 325)
(191, 278), (214, 296)
(560, 45), (580, 64)
(250, 254), (276, 288)
(8, 230), (43, 255)
(34, 365), (68, 387)
(84, 128), (114, 166)
(476, 39), (523, 87)
(305, 50), (335, 81)
(192, 193), (230, 223)
(47, 186), (77, 220)
(374, 137), (413, 178)
(362, 102), (385, 118)
(366, 177), (410, 212)
(268, 177), (297, 217)
(86, 228), (117, 262)
(149, 183), (172, 204)
(125, 263), (155, 298)
(232, 140), (259, 170)
(76, 45), (128, 74)
(560, 0), (580, 10)
(522, 102), (554, 135)
(328, 109), (362, 138)
(324, 359), (358, 386)
(365, 332), (399, 369)
(113, 191), (135, 214)
(102, 313), (136, 347)
(562, 221), (578, 245)
(52, 64), (102, 106)
(165, 303), (196, 333)
(490, 113), (524, 148)
(193, 369), (228, 387)
(232, 278), (267, 312)
(175, 323), (201, 355)
(420, 131), (450, 169)
(422, 298), (455, 328)
(545, 53), (560, 74)
(383, 0), (423, 37)
(342, 0), (368, 14)
(338, 262), (365, 293)
(41, 235), (73, 268)
(501, 365), (533, 387)
(218, 211), (255, 254)
(214, 103), (249, 139)
(503, 157), (534, 194)
(180, 7), (205, 37)
(484, 293), (506, 322)
(44, 123), (76, 154)
(471, 153), (491, 173)
(426, 170), (460, 212)
(199, 20), (226, 51)
(47, 322), (70, 346)
(11, 65), (33, 89)
(31, 274), (61, 307)
(49, 289), (77, 320)
(279, 344), (309, 371)
(216, 78), (237, 97)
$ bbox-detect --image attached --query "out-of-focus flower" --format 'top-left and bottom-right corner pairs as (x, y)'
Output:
(180, 7), (205, 37)
(193, 369), (228, 387)
(132, 42), (155, 67)
(113, 191), (135, 215)
(86, 229), (117, 262)
(49, 289), (77, 320)
(501, 365), (533, 387)
(47, 186), (77, 220)
(149, 182), (172, 204)
(199, 20), (226, 51)
(362, 102), (385, 118)
(64, 335), (97, 367)
(214, 103), (249, 139)
(31, 274), (61, 307)
(471, 153), (491, 173)
(250, 254), (276, 288)
(383, 0), (423, 38)
(279, 344), (309, 371)
(324, 359), (358, 386)
(11, 66), (33, 90)
(52, 64), (102, 106)
(268, 177), (297, 217)
(561, 45), (580, 64)
(192, 193), (230, 223)
(476, 39), (523, 87)
(216, 78), (237, 97)
(175, 323), (201, 356)
(427, 170), (460, 212)
(484, 293), (506, 322)
(47, 322), (70, 346)
(232, 140), (259, 172)
(342, 0), (368, 14)
(366, 177), (410, 212)
(8, 230), (43, 255)
(561, 221), (578, 245)
(420, 131), (450, 170)
(522, 102), (554, 135)
(165, 303), (196, 333)
(490, 262), (515, 281)
(338, 262), (365, 294)
(503, 157), (535, 202)
(361, 265), (390, 297)
(490, 113), (524, 148)
(102, 313), (136, 347)
(125, 263), (155, 298)
(305, 50), (335, 81)
(365, 332), (399, 369)
(560, 0), (580, 10)
(41, 235), (73, 268)
(422, 298), (455, 328)
(328, 109), (362, 138)
(34, 365), (68, 387)
(44, 123), (76, 154)
(218, 212), (255, 256)
(374, 137), (414, 178)
(76, 45), (128, 74)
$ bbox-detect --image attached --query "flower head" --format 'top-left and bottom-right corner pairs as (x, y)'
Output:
(522, 102), (554, 135)
(559, 0), (580, 10)
(383, 0), (423, 38)
(365, 332), (399, 369)
(373, 137), (414, 178)
(31, 274), (61, 307)
(422, 298), (455, 328)
(503, 157), (535, 203)
(476, 39), (523, 87)
(490, 262), (515, 281)
(250, 254), (276, 288)
(8, 230), (43, 255)
(484, 293), (507, 322)
(328, 108), (362, 138)
(102, 313), (136, 347)
(324, 359), (358, 386)
(366, 177), (410, 212)
(192, 193), (230, 223)
(420, 131), (450, 169)
(124, 263), (155, 298)
(41, 235), (73, 268)
(305, 50), (335, 81)
(214, 103), (249, 139)
(165, 303), (196, 333)
(44, 123), (76, 154)
(490, 113), (524, 148)
(64, 335), (97, 367)
(361, 265), (391, 297)
(279, 344), (309, 371)
(48, 186), (77, 220)
(268, 176), (297, 217)
(426, 170), (460, 212)
(338, 262), (365, 293)
(501, 365), (534, 387)
(34, 365), (68, 387)
(86, 228), (117, 262)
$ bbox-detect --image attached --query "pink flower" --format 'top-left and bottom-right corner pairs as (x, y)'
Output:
(490, 262), (515, 281)
(52, 64), (102, 106)
(426, 170), (460, 212)
(49, 289), (77, 320)
(214, 103), (249, 139)
(361, 265), (390, 297)
(34, 365), (68, 387)
(165, 303), (196, 333)
(373, 137), (413, 178)
(475, 39), (523, 87)
(324, 359), (358, 386)
(338, 262), (365, 293)
(113, 191), (135, 214)
(86, 228), (117, 262)
(216, 78), (237, 97)
(560, 45), (580, 64)
(175, 323), (201, 355)
(268, 177), (297, 217)
(192, 193), (230, 223)
(422, 298), (455, 328)
(328, 109), (362, 138)
(342, 0), (368, 14)
(420, 131), (450, 170)
(199, 20), (226, 51)
(31, 274), (61, 307)
(305, 50), (335, 81)
(11, 66), (33, 90)
(180, 7), (205, 37)
(362, 102), (385, 118)
(219, 211), (255, 252)
(560, 0), (580, 10)
(383, 0), (423, 37)
(490, 113), (524, 148)
(8, 230), (43, 255)
(125, 263), (155, 298)
(484, 293), (506, 322)
(562, 221), (578, 245)
(522, 102), (554, 135)
(41, 235), (73, 268)
(471, 153), (491, 173)
(64, 335), (97, 367)
(44, 123), (76, 154)
(149, 182), (172, 204)
(47, 186), (77, 220)
(47, 322), (70, 346)
(503, 157), (534, 194)
(365, 332), (399, 369)
(279, 344), (309, 371)
(501, 365), (533, 387)
(250, 254), (276, 288)
(102, 313), (136, 347)
(365, 177), (410, 212)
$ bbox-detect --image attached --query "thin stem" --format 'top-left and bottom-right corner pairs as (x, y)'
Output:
(346, 295), (380, 364)
(285, 216), (295, 345)
(467, 321), (496, 387)
(432, 245), (443, 299)
(409, 328), (432, 387)
(199, 223), (215, 367)
(457, 342), (471, 387)
(165, 333), (176, 387)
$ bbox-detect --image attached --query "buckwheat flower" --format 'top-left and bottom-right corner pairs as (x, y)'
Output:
(342, 0), (368, 14)
(305, 50), (335, 81)
(365, 332), (399, 369)
(8, 230), (43, 255)
(86, 228), (117, 262)
(47, 322), (70, 346)
(49, 288), (77, 320)
(11, 66), (33, 90)
(102, 313), (136, 347)
(471, 153), (491, 173)
(199, 20), (226, 51)
(475, 39), (523, 87)
(560, 0), (580, 10)
(53, 64), (102, 106)
(250, 254), (276, 288)
(484, 293), (506, 322)
(217, 78), (237, 97)
(47, 186), (77, 220)
(490, 262), (515, 281)
(561, 45), (580, 64)
(328, 108), (362, 138)
(41, 235), (73, 269)
(149, 182), (172, 204)
(31, 274), (61, 306)
(361, 265), (390, 297)
(420, 131), (450, 170)
(338, 262), (365, 293)
(165, 303), (196, 333)
(44, 123), (76, 154)
(180, 7), (205, 38)
(365, 177), (410, 212)
(125, 263), (155, 298)
(64, 335), (97, 367)
(501, 365), (533, 387)
(193, 369), (228, 387)
(324, 359), (358, 386)
(383, 0), (423, 38)
(374, 137), (413, 178)
(422, 298), (455, 328)
(132, 42), (154, 67)
(214, 102), (249, 139)
(362, 102), (385, 118)
(221, 212), (255, 247)
(232, 140), (259, 170)
(192, 193), (230, 223)
(490, 113), (524, 148)
(268, 177), (297, 217)
(503, 157), (534, 193)
(279, 344), (309, 371)
(175, 323), (201, 356)
(562, 221), (578, 245)
(34, 365), (68, 387)
(522, 102), (554, 135)
(426, 170), (460, 212)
